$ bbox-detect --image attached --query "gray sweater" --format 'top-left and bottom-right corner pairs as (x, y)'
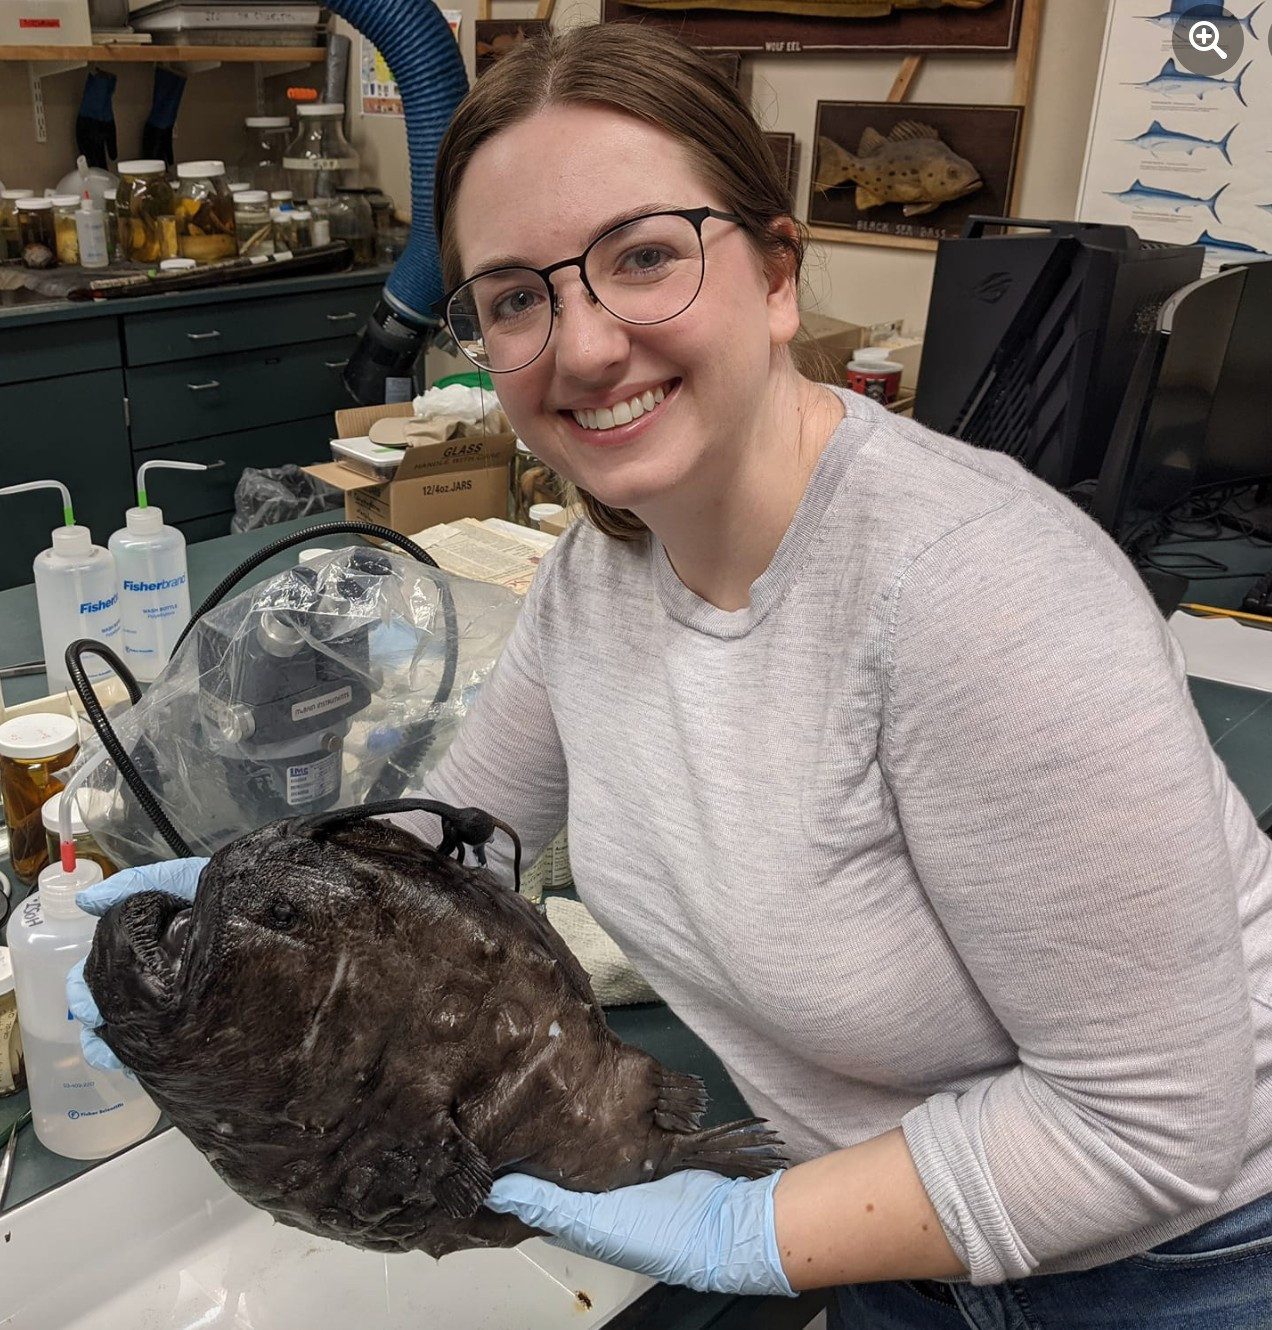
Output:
(402, 386), (1272, 1283)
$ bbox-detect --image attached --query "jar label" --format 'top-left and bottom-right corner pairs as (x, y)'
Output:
(282, 158), (358, 172)
(285, 750), (341, 807)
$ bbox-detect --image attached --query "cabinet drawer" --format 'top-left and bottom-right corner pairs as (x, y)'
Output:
(0, 369), (132, 591)
(122, 285), (380, 366)
(131, 415), (337, 524)
(0, 319), (120, 386)
(128, 338), (355, 449)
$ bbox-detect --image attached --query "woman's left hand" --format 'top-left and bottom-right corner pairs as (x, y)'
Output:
(484, 1168), (795, 1296)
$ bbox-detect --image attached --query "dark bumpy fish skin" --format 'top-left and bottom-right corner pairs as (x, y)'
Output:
(85, 814), (785, 1258)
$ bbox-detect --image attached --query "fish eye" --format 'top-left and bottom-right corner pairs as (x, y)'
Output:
(268, 899), (299, 931)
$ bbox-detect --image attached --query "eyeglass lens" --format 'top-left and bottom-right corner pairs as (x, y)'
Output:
(447, 213), (707, 372)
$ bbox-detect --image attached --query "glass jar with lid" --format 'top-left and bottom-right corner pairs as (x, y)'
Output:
(15, 198), (57, 269)
(237, 115), (291, 193)
(174, 160), (238, 263)
(0, 713), (79, 884)
(329, 188), (375, 266)
(271, 207), (296, 252)
(0, 188), (34, 261)
(284, 103), (359, 203)
(50, 194), (82, 265)
(42, 790), (118, 881)
(233, 189), (274, 256)
(117, 159), (178, 263)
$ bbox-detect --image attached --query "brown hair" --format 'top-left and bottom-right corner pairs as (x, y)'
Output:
(433, 23), (827, 541)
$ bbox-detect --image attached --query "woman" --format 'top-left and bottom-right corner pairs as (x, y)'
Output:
(72, 24), (1272, 1327)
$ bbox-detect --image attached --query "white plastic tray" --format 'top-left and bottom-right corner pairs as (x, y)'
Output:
(1, 1128), (652, 1329)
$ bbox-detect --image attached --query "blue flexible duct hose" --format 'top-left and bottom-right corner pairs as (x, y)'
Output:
(324, 0), (470, 402)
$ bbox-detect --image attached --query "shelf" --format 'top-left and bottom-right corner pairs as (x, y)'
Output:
(0, 44), (325, 63)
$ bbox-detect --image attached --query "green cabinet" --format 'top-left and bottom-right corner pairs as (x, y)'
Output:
(0, 271), (386, 589)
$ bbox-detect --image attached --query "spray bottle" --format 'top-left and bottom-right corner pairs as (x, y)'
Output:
(6, 761), (160, 1159)
(0, 481), (120, 697)
(109, 460), (213, 683)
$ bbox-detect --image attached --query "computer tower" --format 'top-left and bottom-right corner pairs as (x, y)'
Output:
(913, 218), (1204, 491)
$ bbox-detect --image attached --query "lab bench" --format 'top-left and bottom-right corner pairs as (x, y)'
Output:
(0, 269), (389, 590)
(0, 515), (828, 1329)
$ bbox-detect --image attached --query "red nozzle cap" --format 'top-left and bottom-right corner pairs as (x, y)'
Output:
(288, 87), (319, 102)
(61, 841), (77, 873)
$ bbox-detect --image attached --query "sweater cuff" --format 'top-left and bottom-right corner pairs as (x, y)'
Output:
(901, 1093), (1036, 1284)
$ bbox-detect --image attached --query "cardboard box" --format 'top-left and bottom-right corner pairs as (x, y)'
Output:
(1, 0), (92, 43)
(306, 403), (515, 536)
(797, 311), (869, 385)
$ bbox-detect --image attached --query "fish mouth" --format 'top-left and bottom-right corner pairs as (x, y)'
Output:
(89, 890), (196, 1020)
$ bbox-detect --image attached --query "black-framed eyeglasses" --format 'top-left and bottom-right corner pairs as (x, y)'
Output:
(436, 205), (743, 374)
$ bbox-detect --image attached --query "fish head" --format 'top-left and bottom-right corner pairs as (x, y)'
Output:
(921, 147), (982, 204)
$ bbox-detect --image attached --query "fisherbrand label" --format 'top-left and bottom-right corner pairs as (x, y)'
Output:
(123, 575), (187, 593)
(80, 593), (119, 614)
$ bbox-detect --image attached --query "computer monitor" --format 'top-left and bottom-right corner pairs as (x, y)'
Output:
(1089, 260), (1272, 547)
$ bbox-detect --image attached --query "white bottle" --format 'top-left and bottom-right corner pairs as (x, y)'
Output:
(109, 460), (211, 682)
(74, 193), (109, 270)
(7, 860), (160, 1159)
(110, 507), (193, 683)
(0, 481), (120, 697)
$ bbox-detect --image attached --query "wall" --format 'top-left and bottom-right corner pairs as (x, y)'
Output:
(339, 0), (1111, 337)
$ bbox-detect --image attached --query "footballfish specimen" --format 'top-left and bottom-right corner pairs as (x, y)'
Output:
(1138, 1), (1263, 38)
(1120, 119), (1237, 164)
(84, 802), (785, 1259)
(1126, 58), (1251, 106)
(1105, 178), (1228, 220)
(815, 121), (982, 217)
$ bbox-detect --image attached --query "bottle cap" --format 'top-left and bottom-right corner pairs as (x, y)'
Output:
(0, 712), (79, 761)
(177, 160), (226, 180)
(298, 547), (333, 565)
(1, 188), (34, 200)
(851, 346), (892, 365)
(291, 208), (312, 221)
(227, 181), (250, 194)
(245, 115), (291, 128)
(124, 505), (165, 534)
(16, 197), (52, 211)
(270, 190), (294, 201)
(237, 190), (269, 204)
(159, 258), (197, 272)
(104, 188), (117, 201)
(50, 524), (93, 557)
(299, 103), (345, 116)
(49, 194), (80, 208)
(42, 789), (87, 838)
(38, 858), (103, 920)
(118, 160), (166, 176)
(529, 503), (564, 526)
(271, 209), (290, 223)
(0, 946), (12, 998)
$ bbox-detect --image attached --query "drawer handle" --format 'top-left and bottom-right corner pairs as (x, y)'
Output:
(325, 359), (350, 370)
(326, 311), (357, 322)
(186, 331), (221, 341)
(187, 380), (221, 392)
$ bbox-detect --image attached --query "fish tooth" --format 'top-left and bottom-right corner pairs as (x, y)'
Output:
(612, 401), (633, 426)
(595, 406), (615, 430)
(642, 390), (655, 411)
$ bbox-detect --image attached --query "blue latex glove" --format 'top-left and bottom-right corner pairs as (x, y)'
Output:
(484, 1168), (794, 1297)
(66, 857), (209, 1071)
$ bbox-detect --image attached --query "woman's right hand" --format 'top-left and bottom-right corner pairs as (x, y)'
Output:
(66, 857), (209, 1071)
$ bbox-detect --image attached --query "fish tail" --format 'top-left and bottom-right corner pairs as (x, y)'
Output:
(1219, 125), (1237, 164)
(1234, 61), (1251, 107)
(652, 1067), (709, 1133)
(1207, 182), (1229, 221)
(1242, 0), (1263, 37)
(669, 1116), (789, 1180)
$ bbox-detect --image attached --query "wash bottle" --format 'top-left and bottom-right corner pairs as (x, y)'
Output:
(0, 481), (120, 697)
(109, 460), (212, 682)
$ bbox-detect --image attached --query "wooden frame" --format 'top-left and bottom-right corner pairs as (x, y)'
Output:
(807, 0), (1042, 252)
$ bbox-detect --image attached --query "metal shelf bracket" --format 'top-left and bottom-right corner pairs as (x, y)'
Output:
(27, 59), (87, 143)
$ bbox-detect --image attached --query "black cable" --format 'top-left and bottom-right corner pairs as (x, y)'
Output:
(64, 640), (192, 859)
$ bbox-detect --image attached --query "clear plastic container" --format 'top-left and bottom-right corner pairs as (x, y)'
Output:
(102, 187), (120, 263)
(116, 159), (177, 264)
(16, 198), (57, 268)
(50, 194), (81, 265)
(271, 207), (295, 252)
(109, 505), (193, 681)
(174, 160), (238, 264)
(328, 189), (374, 266)
(233, 189), (274, 256)
(237, 115), (291, 194)
(33, 525), (122, 696)
(0, 713), (80, 886)
(7, 861), (160, 1160)
(74, 195), (110, 270)
(284, 103), (359, 202)
(289, 208), (314, 248)
(0, 947), (25, 1100)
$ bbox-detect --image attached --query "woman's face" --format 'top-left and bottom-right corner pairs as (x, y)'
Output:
(451, 103), (800, 517)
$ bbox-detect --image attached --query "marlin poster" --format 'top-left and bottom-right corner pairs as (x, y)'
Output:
(1077, 1), (1272, 270)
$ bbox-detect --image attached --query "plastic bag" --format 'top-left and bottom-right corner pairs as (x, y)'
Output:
(68, 547), (522, 868)
(231, 464), (343, 533)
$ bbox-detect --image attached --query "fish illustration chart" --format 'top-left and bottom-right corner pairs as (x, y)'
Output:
(1077, 0), (1272, 268)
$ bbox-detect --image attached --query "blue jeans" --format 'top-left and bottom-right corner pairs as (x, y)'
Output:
(827, 1191), (1272, 1329)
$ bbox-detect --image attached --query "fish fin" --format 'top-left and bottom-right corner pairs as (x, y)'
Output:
(903, 202), (940, 217)
(857, 125), (888, 155)
(432, 1120), (494, 1220)
(814, 136), (857, 189)
(856, 186), (885, 210)
(889, 119), (941, 142)
(669, 1117), (788, 1180)
(654, 1067), (709, 1132)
